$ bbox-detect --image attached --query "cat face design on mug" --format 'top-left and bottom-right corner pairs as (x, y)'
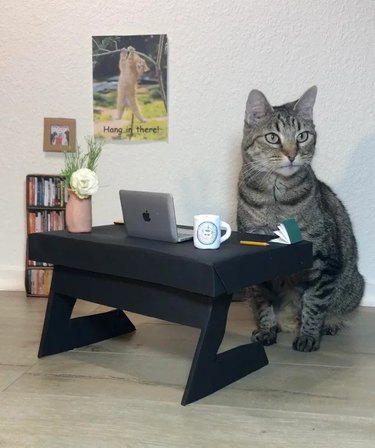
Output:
(197, 221), (219, 245)
(193, 214), (231, 249)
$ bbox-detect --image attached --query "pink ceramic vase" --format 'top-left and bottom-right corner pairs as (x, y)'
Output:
(65, 190), (92, 233)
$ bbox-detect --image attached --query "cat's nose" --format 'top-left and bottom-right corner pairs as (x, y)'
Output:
(282, 144), (297, 162)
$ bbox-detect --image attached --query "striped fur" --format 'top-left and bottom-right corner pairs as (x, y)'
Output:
(237, 87), (364, 352)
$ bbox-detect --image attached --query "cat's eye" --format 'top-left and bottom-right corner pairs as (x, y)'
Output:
(265, 133), (280, 144)
(296, 132), (309, 143)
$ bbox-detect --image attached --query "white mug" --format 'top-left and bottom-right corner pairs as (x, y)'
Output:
(193, 214), (232, 249)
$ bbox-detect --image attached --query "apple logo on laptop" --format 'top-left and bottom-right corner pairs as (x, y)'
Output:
(142, 210), (151, 222)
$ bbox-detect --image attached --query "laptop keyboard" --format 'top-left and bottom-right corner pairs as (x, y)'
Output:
(177, 228), (193, 238)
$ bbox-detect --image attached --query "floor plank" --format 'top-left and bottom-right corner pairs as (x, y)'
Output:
(0, 393), (374, 448)
(1, 291), (375, 447)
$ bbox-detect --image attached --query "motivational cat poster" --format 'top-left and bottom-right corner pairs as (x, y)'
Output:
(92, 34), (168, 142)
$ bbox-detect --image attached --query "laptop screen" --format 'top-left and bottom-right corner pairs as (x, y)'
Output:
(119, 190), (181, 242)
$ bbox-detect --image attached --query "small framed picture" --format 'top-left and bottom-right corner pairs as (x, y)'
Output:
(43, 118), (76, 152)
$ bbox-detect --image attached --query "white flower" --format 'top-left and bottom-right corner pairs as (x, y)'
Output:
(70, 168), (99, 199)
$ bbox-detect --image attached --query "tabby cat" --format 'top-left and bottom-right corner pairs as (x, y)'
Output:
(115, 46), (149, 122)
(237, 86), (364, 352)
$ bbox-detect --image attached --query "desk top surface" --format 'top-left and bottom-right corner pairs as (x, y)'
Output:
(28, 225), (313, 297)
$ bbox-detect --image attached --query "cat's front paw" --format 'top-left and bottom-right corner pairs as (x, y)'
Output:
(251, 327), (277, 346)
(293, 334), (320, 352)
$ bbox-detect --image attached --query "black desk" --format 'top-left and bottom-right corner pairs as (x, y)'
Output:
(28, 225), (312, 405)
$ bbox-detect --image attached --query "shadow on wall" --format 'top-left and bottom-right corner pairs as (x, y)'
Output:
(336, 134), (375, 283)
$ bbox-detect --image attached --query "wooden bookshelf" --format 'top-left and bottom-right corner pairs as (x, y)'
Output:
(25, 174), (67, 297)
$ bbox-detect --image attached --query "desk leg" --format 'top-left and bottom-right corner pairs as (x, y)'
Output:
(181, 293), (268, 405)
(38, 288), (136, 358)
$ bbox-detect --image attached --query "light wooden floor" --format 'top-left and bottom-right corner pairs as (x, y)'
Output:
(0, 291), (375, 447)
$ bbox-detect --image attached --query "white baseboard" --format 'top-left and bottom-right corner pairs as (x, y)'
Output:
(1, 266), (375, 306)
(0, 266), (25, 291)
(361, 282), (375, 307)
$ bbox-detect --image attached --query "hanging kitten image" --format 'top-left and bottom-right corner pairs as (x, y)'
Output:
(115, 46), (150, 122)
(237, 86), (364, 352)
(93, 34), (168, 142)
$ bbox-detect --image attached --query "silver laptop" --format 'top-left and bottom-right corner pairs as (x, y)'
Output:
(119, 190), (193, 243)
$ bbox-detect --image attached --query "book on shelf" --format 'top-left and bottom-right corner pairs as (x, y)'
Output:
(27, 175), (66, 207)
(27, 210), (65, 233)
(26, 174), (67, 297)
(27, 269), (53, 296)
(27, 259), (52, 267)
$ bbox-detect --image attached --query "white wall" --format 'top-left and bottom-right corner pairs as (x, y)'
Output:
(1, 0), (374, 304)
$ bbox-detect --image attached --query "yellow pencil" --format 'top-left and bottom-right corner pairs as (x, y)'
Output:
(240, 240), (270, 247)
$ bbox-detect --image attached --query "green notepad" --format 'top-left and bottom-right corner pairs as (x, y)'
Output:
(270, 218), (302, 244)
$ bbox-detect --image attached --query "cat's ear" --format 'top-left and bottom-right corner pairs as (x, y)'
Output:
(293, 86), (317, 121)
(245, 90), (273, 126)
